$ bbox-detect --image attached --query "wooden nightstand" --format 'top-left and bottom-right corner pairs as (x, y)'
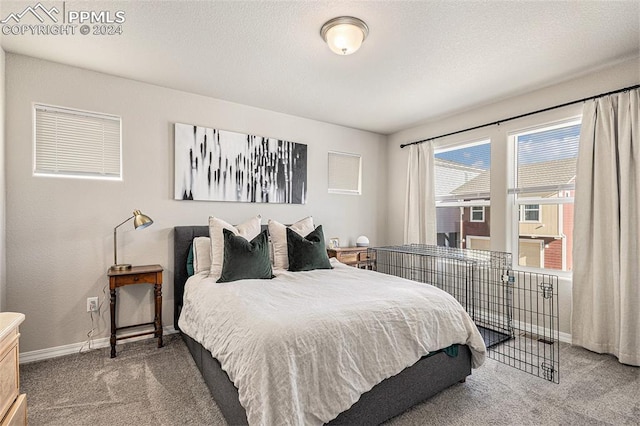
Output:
(107, 264), (163, 358)
(327, 247), (375, 269)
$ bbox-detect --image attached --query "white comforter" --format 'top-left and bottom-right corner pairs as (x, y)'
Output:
(178, 259), (486, 426)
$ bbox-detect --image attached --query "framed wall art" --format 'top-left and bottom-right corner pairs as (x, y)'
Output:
(175, 123), (307, 204)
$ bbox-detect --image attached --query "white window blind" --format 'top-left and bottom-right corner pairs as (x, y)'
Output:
(434, 140), (491, 249)
(434, 140), (491, 203)
(328, 151), (361, 194)
(509, 120), (580, 197)
(509, 119), (580, 272)
(34, 104), (121, 179)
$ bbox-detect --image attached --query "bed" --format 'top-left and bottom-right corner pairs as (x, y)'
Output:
(174, 225), (486, 425)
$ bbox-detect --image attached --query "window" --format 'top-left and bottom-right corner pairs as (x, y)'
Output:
(328, 151), (361, 194)
(510, 119), (579, 272)
(520, 204), (540, 222)
(471, 206), (485, 222)
(434, 140), (490, 248)
(34, 104), (121, 179)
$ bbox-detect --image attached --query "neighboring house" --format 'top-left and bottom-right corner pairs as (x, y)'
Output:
(443, 158), (575, 270)
(434, 158), (484, 247)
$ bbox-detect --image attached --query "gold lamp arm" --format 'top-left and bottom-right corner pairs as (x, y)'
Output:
(112, 210), (154, 270)
(113, 215), (134, 268)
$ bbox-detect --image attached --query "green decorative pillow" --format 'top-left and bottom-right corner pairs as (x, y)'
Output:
(286, 225), (333, 272)
(217, 229), (273, 283)
(186, 243), (195, 277)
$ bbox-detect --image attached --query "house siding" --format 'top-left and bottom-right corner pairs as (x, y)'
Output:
(543, 238), (563, 270)
(462, 207), (490, 249)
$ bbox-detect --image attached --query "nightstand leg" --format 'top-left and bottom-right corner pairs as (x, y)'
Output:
(154, 283), (163, 348)
(110, 288), (117, 358)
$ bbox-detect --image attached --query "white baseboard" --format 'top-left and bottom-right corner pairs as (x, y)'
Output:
(559, 331), (572, 344)
(510, 318), (572, 345)
(472, 306), (573, 345)
(20, 326), (178, 364)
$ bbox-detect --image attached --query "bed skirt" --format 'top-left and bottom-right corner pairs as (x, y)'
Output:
(181, 333), (472, 425)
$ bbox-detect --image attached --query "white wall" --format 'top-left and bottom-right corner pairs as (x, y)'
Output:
(0, 47), (5, 312)
(5, 54), (388, 352)
(386, 56), (640, 337)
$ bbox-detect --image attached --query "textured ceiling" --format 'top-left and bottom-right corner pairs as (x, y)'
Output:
(1, 1), (639, 134)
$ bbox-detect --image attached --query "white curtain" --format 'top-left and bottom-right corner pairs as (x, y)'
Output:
(572, 88), (639, 366)
(404, 142), (436, 244)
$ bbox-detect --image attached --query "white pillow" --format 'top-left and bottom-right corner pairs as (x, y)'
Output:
(192, 237), (211, 274)
(209, 215), (262, 279)
(268, 217), (314, 270)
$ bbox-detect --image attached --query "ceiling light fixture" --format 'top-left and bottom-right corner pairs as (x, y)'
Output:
(320, 16), (369, 56)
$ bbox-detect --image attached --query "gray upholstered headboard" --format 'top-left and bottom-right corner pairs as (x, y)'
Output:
(173, 224), (269, 330)
(174, 226), (210, 330)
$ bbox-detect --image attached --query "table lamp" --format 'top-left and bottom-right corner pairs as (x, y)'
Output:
(112, 209), (153, 270)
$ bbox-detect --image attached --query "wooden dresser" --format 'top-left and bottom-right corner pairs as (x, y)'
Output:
(0, 312), (26, 426)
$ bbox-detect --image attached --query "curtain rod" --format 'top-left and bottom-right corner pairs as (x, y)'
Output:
(400, 83), (640, 149)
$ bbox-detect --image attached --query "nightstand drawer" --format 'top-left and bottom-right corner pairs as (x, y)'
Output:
(337, 252), (358, 264)
(112, 272), (158, 287)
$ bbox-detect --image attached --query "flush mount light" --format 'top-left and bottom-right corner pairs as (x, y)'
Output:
(320, 16), (369, 55)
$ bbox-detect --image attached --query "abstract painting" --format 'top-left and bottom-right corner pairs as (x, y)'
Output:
(174, 123), (307, 204)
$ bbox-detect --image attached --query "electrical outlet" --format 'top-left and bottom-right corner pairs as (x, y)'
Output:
(87, 297), (99, 313)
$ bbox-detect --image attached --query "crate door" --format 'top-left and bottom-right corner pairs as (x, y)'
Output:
(484, 270), (560, 383)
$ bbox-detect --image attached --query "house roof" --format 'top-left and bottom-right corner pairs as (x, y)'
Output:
(450, 157), (577, 196)
(434, 158), (485, 198)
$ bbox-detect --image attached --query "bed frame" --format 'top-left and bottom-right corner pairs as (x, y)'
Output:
(174, 226), (472, 425)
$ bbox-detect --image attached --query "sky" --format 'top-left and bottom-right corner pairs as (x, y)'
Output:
(434, 123), (580, 169)
(517, 123), (580, 165)
(435, 142), (491, 170)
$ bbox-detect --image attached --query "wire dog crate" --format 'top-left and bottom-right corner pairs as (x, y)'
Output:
(370, 244), (559, 383)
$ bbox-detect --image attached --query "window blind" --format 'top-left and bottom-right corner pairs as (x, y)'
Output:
(328, 151), (361, 194)
(510, 121), (580, 196)
(434, 141), (491, 202)
(34, 104), (121, 179)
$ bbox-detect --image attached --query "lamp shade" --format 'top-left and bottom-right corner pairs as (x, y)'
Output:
(356, 235), (370, 247)
(133, 210), (153, 229)
(321, 17), (369, 55)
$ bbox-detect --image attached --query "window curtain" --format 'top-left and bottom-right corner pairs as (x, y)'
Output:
(404, 142), (436, 244)
(572, 88), (639, 366)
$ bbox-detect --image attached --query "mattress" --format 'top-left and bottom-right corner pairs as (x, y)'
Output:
(178, 259), (486, 425)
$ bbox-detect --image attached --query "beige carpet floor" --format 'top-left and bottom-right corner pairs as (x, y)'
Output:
(20, 334), (639, 425)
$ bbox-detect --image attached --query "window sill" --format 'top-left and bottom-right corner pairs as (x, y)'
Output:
(514, 265), (572, 280)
